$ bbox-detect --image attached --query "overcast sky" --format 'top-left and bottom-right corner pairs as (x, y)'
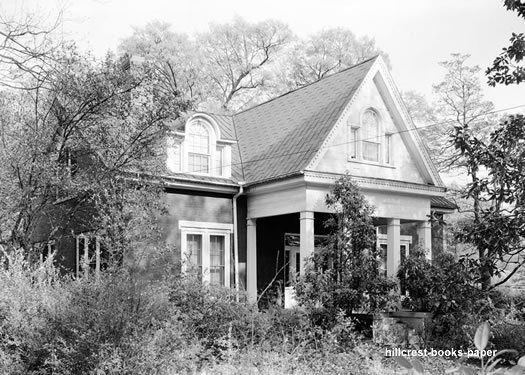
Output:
(4, 0), (525, 113)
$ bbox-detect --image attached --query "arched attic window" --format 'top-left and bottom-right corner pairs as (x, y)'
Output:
(361, 109), (380, 162)
(166, 116), (232, 177)
(187, 121), (211, 173)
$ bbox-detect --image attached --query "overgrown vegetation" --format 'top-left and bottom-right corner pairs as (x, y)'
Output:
(295, 176), (398, 320)
(0, 249), (457, 375)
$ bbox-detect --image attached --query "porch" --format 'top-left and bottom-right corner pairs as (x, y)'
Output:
(246, 211), (432, 304)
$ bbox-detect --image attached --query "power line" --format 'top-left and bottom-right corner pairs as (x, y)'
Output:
(180, 104), (525, 176)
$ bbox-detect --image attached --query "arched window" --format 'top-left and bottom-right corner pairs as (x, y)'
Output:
(361, 109), (380, 162)
(187, 121), (210, 173)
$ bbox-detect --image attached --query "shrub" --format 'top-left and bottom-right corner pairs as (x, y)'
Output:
(295, 175), (398, 319)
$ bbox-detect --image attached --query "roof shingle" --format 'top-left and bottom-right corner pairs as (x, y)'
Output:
(232, 57), (377, 184)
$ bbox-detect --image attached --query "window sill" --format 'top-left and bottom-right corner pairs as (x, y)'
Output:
(347, 158), (396, 169)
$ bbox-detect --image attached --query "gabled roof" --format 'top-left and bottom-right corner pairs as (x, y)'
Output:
(171, 55), (444, 191)
(232, 56), (378, 184)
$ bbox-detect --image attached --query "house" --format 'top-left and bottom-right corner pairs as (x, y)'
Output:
(33, 55), (455, 304)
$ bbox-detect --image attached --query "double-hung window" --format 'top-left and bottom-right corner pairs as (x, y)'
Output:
(187, 122), (210, 174)
(179, 221), (232, 287)
(361, 109), (380, 162)
(76, 234), (108, 278)
(35, 240), (56, 263)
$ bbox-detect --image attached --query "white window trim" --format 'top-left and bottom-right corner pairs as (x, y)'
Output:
(166, 118), (232, 178)
(179, 221), (232, 287)
(36, 240), (56, 263)
(75, 233), (103, 278)
(346, 108), (395, 167)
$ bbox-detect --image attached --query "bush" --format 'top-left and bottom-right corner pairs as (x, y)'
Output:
(295, 176), (398, 319)
(0, 247), (366, 374)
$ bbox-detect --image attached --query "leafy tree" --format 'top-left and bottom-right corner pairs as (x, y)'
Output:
(295, 175), (397, 316)
(454, 114), (525, 289)
(198, 17), (292, 111)
(444, 3), (525, 290)
(119, 21), (205, 106)
(432, 53), (496, 173)
(281, 28), (390, 90)
(0, 16), (188, 258)
(119, 21), (388, 112)
(486, 0), (525, 86)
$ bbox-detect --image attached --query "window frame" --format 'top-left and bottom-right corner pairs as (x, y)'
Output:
(179, 221), (232, 287)
(347, 108), (394, 166)
(186, 120), (211, 174)
(360, 109), (381, 163)
(75, 233), (105, 278)
(35, 240), (56, 263)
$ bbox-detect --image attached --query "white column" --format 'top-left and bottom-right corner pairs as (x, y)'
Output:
(417, 220), (432, 260)
(299, 211), (315, 275)
(246, 218), (257, 303)
(386, 218), (401, 278)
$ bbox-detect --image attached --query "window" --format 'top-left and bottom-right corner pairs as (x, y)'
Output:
(180, 221), (232, 287)
(167, 116), (232, 177)
(76, 234), (108, 278)
(349, 127), (358, 159)
(210, 235), (225, 286)
(361, 109), (380, 162)
(35, 241), (56, 263)
(215, 146), (223, 176)
(187, 233), (203, 277)
(385, 133), (392, 164)
(187, 122), (210, 173)
(347, 108), (394, 164)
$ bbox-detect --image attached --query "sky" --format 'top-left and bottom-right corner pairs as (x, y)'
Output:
(3, 0), (525, 112)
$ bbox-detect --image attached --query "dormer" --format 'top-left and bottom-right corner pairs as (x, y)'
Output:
(166, 114), (234, 178)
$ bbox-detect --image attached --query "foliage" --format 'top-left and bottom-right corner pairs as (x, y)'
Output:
(432, 53), (495, 173)
(295, 175), (398, 317)
(0, 15), (188, 257)
(0, 246), (373, 374)
(398, 251), (481, 314)
(119, 18), (390, 112)
(453, 114), (525, 289)
(395, 321), (525, 375)
(486, 0), (525, 86)
(282, 28), (390, 89)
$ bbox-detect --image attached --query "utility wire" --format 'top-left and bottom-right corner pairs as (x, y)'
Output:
(173, 104), (525, 176)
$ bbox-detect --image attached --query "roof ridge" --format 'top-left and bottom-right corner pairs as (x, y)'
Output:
(233, 55), (380, 117)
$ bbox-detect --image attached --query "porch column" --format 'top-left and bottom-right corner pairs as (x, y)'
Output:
(246, 218), (257, 303)
(417, 220), (432, 260)
(299, 211), (315, 275)
(386, 218), (401, 277)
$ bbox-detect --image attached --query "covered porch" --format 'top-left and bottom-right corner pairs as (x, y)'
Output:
(244, 172), (444, 304)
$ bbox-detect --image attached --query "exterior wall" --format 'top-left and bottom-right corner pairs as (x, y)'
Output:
(313, 78), (426, 185)
(30, 197), (99, 273)
(158, 189), (235, 282)
(307, 185), (431, 222)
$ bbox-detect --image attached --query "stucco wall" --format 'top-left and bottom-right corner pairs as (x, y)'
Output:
(313, 78), (426, 184)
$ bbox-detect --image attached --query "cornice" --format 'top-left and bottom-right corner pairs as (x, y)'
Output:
(303, 170), (446, 196)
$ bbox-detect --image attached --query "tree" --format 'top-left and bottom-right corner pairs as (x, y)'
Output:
(198, 17), (292, 111)
(279, 28), (390, 90)
(0, 11), (61, 89)
(451, 114), (525, 290)
(486, 0), (525, 86)
(432, 53), (496, 173)
(0, 16), (188, 259)
(443, 2), (525, 290)
(119, 21), (205, 106)
(120, 17), (292, 113)
(295, 175), (397, 316)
